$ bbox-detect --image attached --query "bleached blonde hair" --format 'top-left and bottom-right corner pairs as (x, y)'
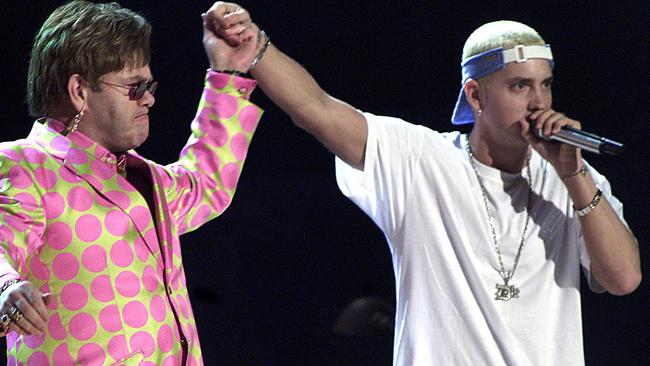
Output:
(462, 20), (546, 62)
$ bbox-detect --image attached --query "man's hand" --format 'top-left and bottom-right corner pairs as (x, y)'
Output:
(521, 109), (584, 178)
(0, 281), (51, 337)
(202, 2), (262, 73)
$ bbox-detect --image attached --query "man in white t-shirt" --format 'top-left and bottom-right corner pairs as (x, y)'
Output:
(204, 4), (642, 365)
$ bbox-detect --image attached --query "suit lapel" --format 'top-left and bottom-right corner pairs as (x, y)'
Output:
(28, 119), (165, 268)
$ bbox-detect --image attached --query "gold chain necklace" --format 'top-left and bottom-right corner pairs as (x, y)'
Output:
(466, 141), (533, 301)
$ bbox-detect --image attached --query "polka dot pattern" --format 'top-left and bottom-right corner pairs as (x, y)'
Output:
(15, 192), (38, 211)
(134, 236), (151, 262)
(69, 313), (97, 341)
(1, 148), (22, 162)
(2, 72), (259, 364)
(239, 105), (261, 132)
(150, 295), (167, 322)
(100, 305), (122, 333)
(44, 222), (72, 249)
(67, 148), (89, 164)
(52, 343), (74, 365)
(230, 133), (249, 161)
(105, 210), (131, 236)
(95, 193), (113, 208)
(81, 174), (104, 191)
(107, 334), (128, 361)
(105, 190), (131, 208)
(220, 162), (241, 190)
(190, 205), (212, 228)
(67, 187), (93, 211)
(23, 332), (45, 349)
(90, 275), (114, 302)
(157, 324), (174, 353)
(115, 270), (141, 297)
(34, 167), (58, 189)
(177, 294), (190, 319)
(8, 166), (32, 189)
(206, 90), (238, 118)
(117, 175), (137, 192)
(130, 331), (156, 357)
(110, 239), (134, 267)
(197, 149), (221, 175)
(77, 342), (105, 366)
(59, 166), (81, 183)
(142, 265), (159, 293)
(211, 190), (230, 214)
(52, 253), (79, 280)
(4, 215), (28, 232)
(27, 351), (50, 366)
(60, 283), (88, 310)
(90, 160), (114, 180)
(23, 147), (46, 164)
(163, 354), (179, 366)
(201, 119), (228, 148)
(29, 256), (50, 280)
(75, 214), (102, 242)
(82, 245), (107, 272)
(123, 301), (148, 328)
(47, 313), (67, 340)
(144, 229), (158, 248)
(42, 192), (65, 219)
(207, 72), (229, 89)
(130, 205), (152, 231)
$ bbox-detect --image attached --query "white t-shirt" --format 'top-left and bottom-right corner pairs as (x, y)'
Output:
(335, 113), (623, 366)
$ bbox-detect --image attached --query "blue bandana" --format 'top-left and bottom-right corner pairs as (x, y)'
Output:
(451, 44), (554, 125)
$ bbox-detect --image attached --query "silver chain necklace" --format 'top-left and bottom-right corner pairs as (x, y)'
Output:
(466, 141), (533, 301)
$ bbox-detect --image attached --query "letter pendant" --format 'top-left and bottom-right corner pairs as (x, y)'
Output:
(495, 283), (520, 301)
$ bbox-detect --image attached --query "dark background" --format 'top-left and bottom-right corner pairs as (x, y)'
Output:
(1, 1), (648, 365)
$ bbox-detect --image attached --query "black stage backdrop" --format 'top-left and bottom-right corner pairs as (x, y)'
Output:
(1, 1), (648, 365)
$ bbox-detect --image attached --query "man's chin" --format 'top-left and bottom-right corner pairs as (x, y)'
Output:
(111, 133), (149, 153)
(132, 127), (150, 148)
(130, 135), (149, 151)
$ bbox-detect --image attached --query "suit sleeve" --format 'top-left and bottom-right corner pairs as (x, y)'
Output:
(154, 71), (263, 234)
(0, 152), (45, 287)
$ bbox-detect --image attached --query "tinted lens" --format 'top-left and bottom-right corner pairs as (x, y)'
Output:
(148, 81), (158, 96)
(128, 83), (142, 100)
(129, 80), (157, 100)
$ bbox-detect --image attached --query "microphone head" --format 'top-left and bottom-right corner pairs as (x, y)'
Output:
(600, 139), (624, 155)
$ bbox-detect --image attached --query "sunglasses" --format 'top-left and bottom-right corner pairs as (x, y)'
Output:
(100, 79), (158, 100)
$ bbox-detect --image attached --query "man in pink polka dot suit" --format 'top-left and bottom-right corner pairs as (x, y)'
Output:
(0, 1), (266, 365)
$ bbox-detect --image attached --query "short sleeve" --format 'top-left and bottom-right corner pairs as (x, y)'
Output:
(335, 112), (425, 239)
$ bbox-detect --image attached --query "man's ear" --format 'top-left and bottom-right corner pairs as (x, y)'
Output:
(66, 74), (88, 111)
(463, 79), (483, 115)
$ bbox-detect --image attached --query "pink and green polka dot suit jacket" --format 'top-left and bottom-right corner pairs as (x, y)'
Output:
(0, 71), (263, 365)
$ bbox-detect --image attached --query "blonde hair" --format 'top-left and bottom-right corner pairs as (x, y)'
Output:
(462, 20), (545, 62)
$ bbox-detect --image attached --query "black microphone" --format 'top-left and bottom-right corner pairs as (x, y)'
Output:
(531, 122), (624, 155)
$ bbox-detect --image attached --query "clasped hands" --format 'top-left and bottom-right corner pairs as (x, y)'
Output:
(202, 2), (267, 74)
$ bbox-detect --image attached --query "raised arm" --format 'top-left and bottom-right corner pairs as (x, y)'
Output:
(251, 46), (368, 169)
(203, 2), (368, 170)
